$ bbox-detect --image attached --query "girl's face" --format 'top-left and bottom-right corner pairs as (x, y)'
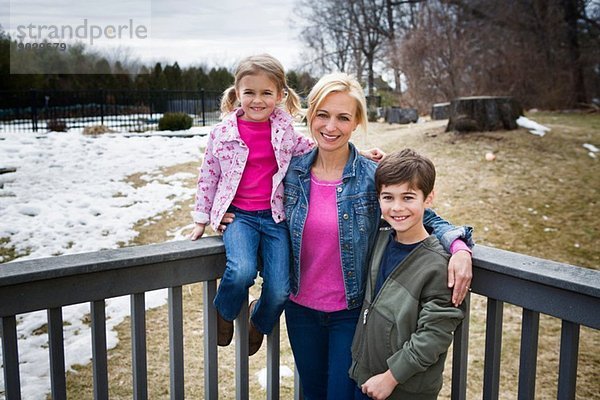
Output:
(310, 91), (359, 153)
(236, 72), (282, 122)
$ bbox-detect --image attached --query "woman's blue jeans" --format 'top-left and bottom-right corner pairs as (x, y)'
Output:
(285, 300), (361, 400)
(213, 207), (290, 335)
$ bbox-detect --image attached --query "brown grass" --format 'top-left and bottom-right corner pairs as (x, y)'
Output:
(41, 111), (600, 398)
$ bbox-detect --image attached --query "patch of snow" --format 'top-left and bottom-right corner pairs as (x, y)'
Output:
(516, 116), (550, 137)
(0, 128), (208, 399)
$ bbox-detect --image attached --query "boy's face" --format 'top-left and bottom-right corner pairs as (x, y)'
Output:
(378, 182), (434, 242)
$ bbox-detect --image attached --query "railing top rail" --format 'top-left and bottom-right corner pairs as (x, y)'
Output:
(0, 237), (225, 287)
(473, 245), (600, 299)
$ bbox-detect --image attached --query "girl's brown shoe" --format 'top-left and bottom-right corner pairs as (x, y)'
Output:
(248, 300), (264, 356)
(217, 312), (234, 346)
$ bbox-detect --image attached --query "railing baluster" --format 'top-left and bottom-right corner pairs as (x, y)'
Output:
(131, 292), (147, 400)
(267, 321), (280, 400)
(91, 300), (109, 400)
(169, 286), (185, 400)
(1, 315), (22, 400)
(451, 293), (470, 400)
(235, 298), (250, 400)
(294, 365), (303, 400)
(48, 307), (67, 400)
(203, 280), (218, 400)
(483, 298), (503, 400)
(518, 308), (540, 399)
(557, 320), (580, 400)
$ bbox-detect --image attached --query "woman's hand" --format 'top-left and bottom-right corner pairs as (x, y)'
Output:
(217, 212), (236, 234)
(448, 250), (473, 306)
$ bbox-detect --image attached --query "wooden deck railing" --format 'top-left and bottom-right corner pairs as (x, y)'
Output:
(1, 238), (599, 399)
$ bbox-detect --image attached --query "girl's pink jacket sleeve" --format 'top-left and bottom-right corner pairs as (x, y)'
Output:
(192, 127), (220, 224)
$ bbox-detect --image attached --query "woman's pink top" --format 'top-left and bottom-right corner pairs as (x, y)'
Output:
(231, 118), (278, 211)
(289, 174), (347, 312)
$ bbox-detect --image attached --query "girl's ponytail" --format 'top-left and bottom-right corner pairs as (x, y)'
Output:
(220, 86), (238, 116)
(283, 86), (302, 118)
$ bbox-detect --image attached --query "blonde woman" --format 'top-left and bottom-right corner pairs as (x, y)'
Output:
(282, 73), (473, 399)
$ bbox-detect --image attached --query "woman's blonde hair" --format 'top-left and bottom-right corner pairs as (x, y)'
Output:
(305, 72), (368, 133)
(220, 54), (302, 117)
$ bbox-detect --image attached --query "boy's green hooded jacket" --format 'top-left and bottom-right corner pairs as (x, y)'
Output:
(350, 225), (466, 400)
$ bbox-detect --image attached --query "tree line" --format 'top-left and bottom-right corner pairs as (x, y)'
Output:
(0, 29), (317, 97)
(296, 0), (600, 110)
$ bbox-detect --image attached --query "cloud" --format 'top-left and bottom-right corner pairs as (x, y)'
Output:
(3, 0), (304, 69)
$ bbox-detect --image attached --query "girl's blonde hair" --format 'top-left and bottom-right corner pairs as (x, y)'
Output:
(220, 54), (302, 117)
(305, 72), (368, 133)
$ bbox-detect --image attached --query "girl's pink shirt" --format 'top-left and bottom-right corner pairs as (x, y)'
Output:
(290, 174), (347, 312)
(231, 119), (277, 211)
(192, 108), (314, 230)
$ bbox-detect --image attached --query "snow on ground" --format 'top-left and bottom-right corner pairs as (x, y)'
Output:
(516, 116), (551, 136)
(0, 127), (209, 399)
(583, 143), (599, 159)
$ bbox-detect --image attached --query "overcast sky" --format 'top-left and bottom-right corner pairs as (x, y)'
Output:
(2, 0), (306, 70)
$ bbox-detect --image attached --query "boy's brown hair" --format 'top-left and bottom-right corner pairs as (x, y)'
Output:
(375, 148), (436, 196)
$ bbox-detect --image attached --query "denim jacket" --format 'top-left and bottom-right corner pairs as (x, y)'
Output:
(283, 143), (474, 310)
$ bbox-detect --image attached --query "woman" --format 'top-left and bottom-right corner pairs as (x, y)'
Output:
(282, 73), (473, 399)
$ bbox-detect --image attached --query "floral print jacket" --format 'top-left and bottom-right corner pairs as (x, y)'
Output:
(192, 107), (314, 230)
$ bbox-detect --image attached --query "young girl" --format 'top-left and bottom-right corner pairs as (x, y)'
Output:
(189, 54), (315, 355)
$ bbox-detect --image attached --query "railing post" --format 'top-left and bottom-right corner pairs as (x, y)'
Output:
(235, 298), (250, 400)
(518, 309), (540, 399)
(294, 365), (303, 400)
(267, 321), (280, 400)
(131, 292), (148, 400)
(1, 315), (22, 400)
(451, 293), (470, 400)
(169, 286), (185, 400)
(203, 280), (219, 400)
(557, 320), (580, 400)
(91, 300), (109, 400)
(48, 307), (67, 399)
(483, 298), (503, 400)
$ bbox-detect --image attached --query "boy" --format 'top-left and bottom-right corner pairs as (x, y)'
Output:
(350, 149), (467, 400)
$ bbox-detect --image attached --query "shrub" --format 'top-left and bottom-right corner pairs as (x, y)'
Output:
(46, 119), (67, 132)
(158, 112), (193, 131)
(83, 125), (113, 136)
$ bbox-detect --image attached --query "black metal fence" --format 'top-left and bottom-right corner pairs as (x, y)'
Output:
(0, 89), (222, 132)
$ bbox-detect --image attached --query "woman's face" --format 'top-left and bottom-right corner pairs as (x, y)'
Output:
(310, 91), (359, 153)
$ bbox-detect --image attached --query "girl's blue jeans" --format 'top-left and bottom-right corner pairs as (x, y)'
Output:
(285, 300), (361, 400)
(213, 206), (290, 335)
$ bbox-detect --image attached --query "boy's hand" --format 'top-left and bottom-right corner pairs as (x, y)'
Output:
(189, 223), (206, 241)
(361, 369), (398, 400)
(448, 250), (473, 306)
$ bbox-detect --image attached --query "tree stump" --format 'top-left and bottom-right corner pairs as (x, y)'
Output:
(431, 102), (450, 120)
(385, 107), (418, 124)
(445, 96), (523, 132)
